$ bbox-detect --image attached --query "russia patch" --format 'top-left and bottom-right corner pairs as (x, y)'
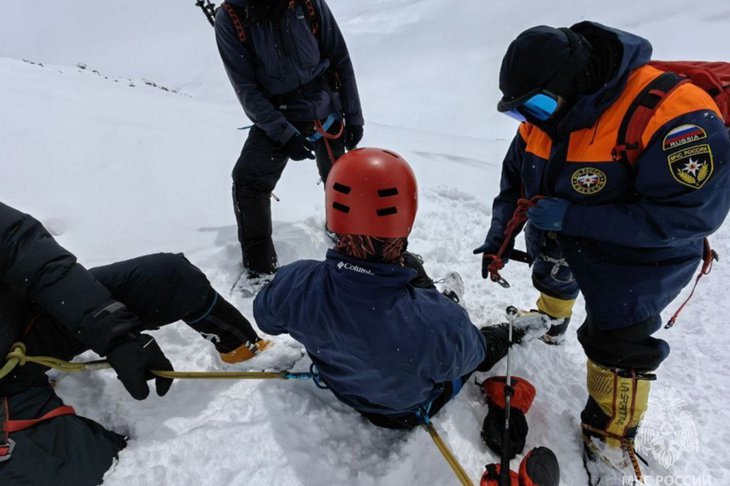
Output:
(667, 144), (714, 189)
(662, 124), (707, 151)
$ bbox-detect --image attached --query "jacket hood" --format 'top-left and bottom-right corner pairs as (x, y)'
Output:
(324, 250), (417, 288)
(560, 21), (653, 132)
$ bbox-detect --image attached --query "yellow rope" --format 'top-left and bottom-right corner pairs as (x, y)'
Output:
(1, 342), (293, 381)
(422, 422), (475, 486)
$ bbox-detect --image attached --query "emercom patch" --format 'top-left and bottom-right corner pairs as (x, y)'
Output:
(667, 144), (713, 189)
(571, 167), (607, 195)
(662, 124), (707, 151)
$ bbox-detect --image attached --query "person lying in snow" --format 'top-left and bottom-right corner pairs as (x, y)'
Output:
(0, 201), (268, 486)
(253, 148), (549, 428)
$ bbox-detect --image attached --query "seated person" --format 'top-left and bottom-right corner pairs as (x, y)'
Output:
(253, 148), (547, 428)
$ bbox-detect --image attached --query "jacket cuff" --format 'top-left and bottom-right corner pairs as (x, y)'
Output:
(274, 123), (299, 146)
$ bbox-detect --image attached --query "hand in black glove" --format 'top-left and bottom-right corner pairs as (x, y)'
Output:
(473, 240), (512, 280)
(344, 124), (363, 151)
(106, 334), (174, 400)
(282, 132), (315, 161)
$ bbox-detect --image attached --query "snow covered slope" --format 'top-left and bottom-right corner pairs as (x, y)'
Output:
(1, 1), (730, 484)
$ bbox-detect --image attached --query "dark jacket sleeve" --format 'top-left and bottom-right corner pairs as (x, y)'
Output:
(481, 131), (526, 252)
(252, 269), (290, 336)
(214, 7), (298, 145)
(315, 0), (364, 126)
(426, 298), (487, 383)
(562, 110), (730, 247)
(0, 203), (140, 354)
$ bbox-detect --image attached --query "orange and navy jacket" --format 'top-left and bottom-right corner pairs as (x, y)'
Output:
(484, 23), (730, 328)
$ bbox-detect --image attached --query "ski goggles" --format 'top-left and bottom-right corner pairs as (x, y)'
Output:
(498, 90), (560, 123)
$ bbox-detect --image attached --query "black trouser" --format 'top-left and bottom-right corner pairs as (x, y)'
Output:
(577, 313), (670, 371)
(3, 253), (258, 394)
(231, 122), (346, 273)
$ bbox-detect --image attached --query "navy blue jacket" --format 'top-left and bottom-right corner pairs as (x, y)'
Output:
(215, 0), (363, 145)
(253, 250), (486, 415)
(483, 22), (730, 329)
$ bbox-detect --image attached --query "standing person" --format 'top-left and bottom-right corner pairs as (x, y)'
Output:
(253, 148), (549, 428)
(215, 0), (364, 281)
(0, 201), (268, 486)
(474, 22), (730, 483)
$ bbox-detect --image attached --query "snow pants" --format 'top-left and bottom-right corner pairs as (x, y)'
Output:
(232, 122), (345, 273)
(0, 252), (256, 486)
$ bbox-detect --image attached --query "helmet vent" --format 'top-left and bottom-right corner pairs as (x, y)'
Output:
(383, 150), (400, 159)
(376, 207), (398, 216)
(332, 202), (350, 213)
(377, 188), (399, 198)
(333, 183), (351, 194)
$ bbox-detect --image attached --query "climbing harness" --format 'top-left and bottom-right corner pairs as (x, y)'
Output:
(0, 397), (77, 463)
(313, 115), (345, 167)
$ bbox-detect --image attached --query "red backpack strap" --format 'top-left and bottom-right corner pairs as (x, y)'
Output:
(301, 0), (320, 35)
(222, 2), (249, 44)
(612, 71), (689, 166)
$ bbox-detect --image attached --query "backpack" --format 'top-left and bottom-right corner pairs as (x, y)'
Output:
(221, 0), (320, 55)
(611, 61), (729, 329)
(612, 60), (730, 165)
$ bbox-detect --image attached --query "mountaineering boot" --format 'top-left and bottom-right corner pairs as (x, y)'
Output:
(535, 292), (575, 344)
(184, 290), (270, 361)
(477, 308), (551, 371)
(231, 273), (274, 299)
(438, 271), (465, 307)
(232, 184), (278, 276)
(220, 339), (271, 364)
(540, 317), (570, 345)
(581, 359), (654, 485)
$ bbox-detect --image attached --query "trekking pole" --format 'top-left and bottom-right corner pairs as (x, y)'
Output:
(195, 0), (217, 27)
(499, 306), (519, 486)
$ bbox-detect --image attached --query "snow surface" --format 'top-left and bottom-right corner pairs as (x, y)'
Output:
(2, 1), (730, 484)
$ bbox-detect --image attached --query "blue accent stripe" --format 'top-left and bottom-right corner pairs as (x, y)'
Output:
(185, 292), (219, 324)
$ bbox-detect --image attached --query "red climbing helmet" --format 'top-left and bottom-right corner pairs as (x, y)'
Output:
(325, 148), (418, 238)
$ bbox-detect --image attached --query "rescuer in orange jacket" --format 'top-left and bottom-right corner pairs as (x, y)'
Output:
(474, 22), (730, 484)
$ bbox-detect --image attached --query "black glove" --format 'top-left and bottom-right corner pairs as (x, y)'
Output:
(473, 240), (512, 280)
(282, 132), (315, 161)
(344, 124), (363, 151)
(106, 334), (174, 400)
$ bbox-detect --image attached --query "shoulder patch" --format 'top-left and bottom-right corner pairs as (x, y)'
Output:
(571, 167), (607, 195)
(667, 144), (714, 189)
(662, 124), (707, 151)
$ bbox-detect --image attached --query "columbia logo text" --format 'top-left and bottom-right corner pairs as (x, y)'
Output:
(337, 261), (375, 276)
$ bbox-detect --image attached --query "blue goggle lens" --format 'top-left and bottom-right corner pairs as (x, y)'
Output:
(503, 93), (559, 123)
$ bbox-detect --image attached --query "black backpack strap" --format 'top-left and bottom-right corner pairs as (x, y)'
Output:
(612, 71), (688, 166)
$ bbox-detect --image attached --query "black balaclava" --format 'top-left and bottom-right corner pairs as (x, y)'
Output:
(247, 0), (290, 24)
(498, 26), (592, 130)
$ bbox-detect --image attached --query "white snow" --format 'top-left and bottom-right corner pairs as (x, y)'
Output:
(2, 1), (730, 484)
